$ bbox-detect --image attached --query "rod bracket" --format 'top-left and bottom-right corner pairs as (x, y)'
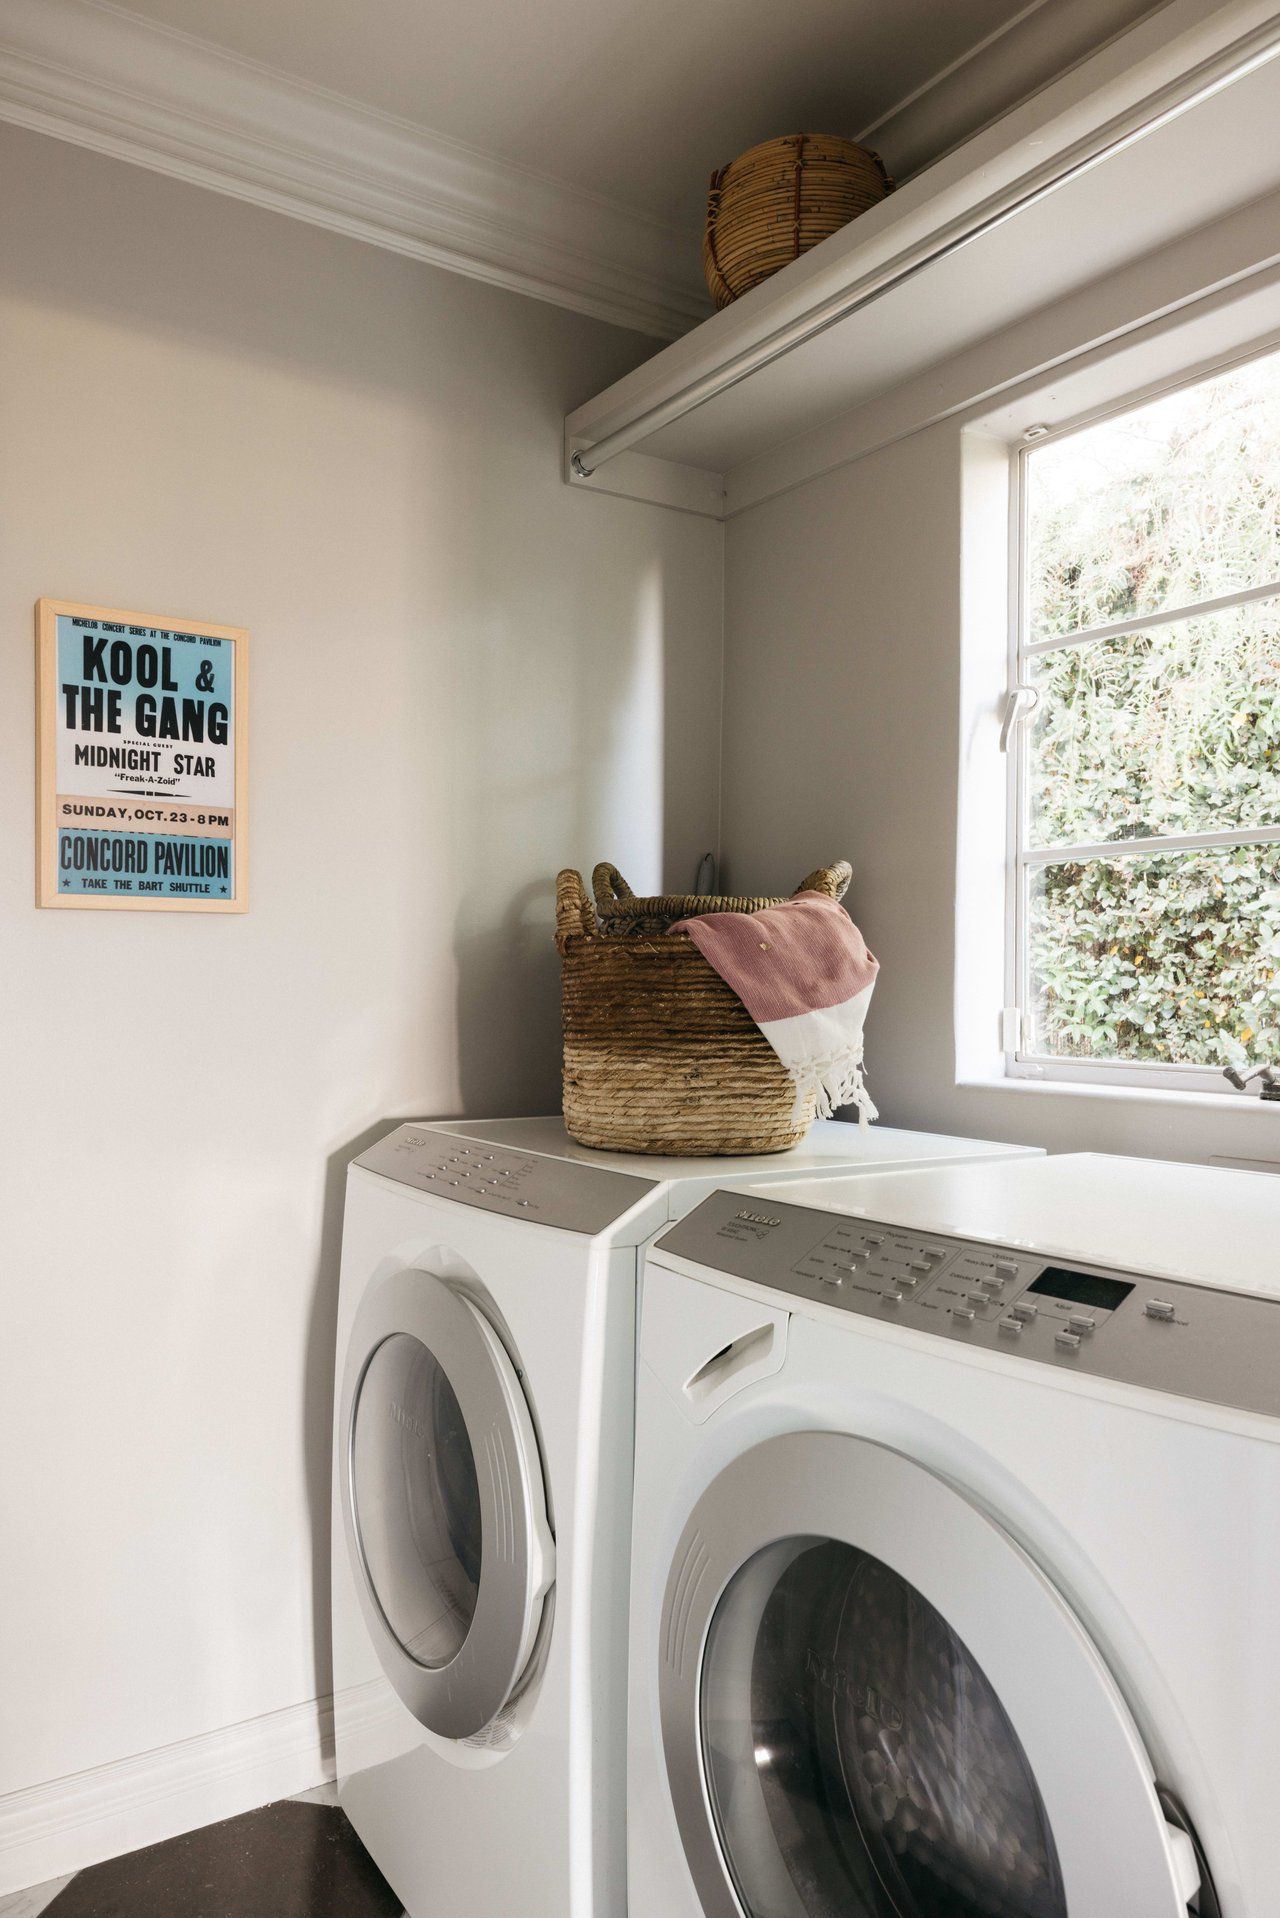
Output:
(570, 450), (594, 479)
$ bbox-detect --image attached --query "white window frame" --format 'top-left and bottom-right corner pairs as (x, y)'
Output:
(1003, 353), (1280, 1096)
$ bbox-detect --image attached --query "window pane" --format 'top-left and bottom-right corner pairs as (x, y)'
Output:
(1026, 846), (1280, 1066)
(1026, 351), (1280, 641)
(1028, 597), (1280, 848)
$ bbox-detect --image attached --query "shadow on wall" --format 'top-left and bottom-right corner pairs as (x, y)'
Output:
(454, 877), (563, 1119)
(302, 1117), (396, 1717)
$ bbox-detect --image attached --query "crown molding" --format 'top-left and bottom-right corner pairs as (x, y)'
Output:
(0, 0), (711, 340)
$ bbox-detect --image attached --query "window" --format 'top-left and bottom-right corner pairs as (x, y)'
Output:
(1008, 347), (1280, 1091)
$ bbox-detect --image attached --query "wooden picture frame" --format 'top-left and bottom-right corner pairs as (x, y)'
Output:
(36, 598), (249, 912)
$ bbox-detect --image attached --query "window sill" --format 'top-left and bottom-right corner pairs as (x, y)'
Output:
(957, 1074), (1280, 1113)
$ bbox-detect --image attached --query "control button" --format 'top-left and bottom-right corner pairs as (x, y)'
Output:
(1146, 1300), (1176, 1321)
(966, 1291), (990, 1307)
(910, 1261), (930, 1275)
(864, 1235), (885, 1247)
(833, 1261), (860, 1274)
(882, 1291), (903, 1308)
(816, 1274), (843, 1288)
(998, 1316), (1023, 1338)
(978, 1276), (1005, 1295)
(1011, 1302), (1038, 1321)
(1068, 1315), (1096, 1335)
(516, 1199), (531, 1207)
(995, 1261), (1019, 1279)
(924, 1246), (946, 1260)
(951, 1305), (976, 1324)
(898, 1275), (920, 1290)
(1055, 1330), (1081, 1352)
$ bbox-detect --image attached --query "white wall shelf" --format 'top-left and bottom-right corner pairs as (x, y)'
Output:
(565, 0), (1280, 519)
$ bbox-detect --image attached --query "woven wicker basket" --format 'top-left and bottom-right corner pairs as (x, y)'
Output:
(555, 860), (852, 1155)
(703, 133), (892, 309)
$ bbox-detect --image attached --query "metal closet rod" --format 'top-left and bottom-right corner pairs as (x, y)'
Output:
(569, 20), (1280, 480)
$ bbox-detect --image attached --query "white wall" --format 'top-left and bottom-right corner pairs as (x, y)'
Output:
(0, 123), (722, 1883)
(720, 320), (1280, 1170)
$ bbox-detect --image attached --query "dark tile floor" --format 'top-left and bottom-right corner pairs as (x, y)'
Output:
(2, 1792), (404, 1918)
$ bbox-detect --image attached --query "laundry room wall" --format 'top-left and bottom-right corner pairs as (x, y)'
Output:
(719, 196), (1280, 1174)
(0, 122), (722, 1888)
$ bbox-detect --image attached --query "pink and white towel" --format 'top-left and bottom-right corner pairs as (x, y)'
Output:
(673, 891), (879, 1123)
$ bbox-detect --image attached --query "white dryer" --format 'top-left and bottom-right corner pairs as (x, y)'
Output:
(629, 1152), (1280, 1918)
(331, 1116), (1038, 1918)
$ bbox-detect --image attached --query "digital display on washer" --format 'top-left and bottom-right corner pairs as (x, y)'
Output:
(1028, 1266), (1135, 1312)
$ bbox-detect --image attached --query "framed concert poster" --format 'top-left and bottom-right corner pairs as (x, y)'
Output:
(36, 598), (248, 912)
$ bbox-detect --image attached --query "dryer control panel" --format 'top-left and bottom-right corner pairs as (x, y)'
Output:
(657, 1192), (1280, 1419)
(354, 1125), (657, 1234)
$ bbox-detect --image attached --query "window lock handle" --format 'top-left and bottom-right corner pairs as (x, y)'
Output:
(999, 685), (1040, 753)
(1224, 1064), (1280, 1100)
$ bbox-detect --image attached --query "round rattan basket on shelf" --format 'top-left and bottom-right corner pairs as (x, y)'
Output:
(555, 859), (852, 1155)
(703, 133), (892, 310)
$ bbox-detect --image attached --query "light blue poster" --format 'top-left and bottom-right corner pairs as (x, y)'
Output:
(39, 601), (247, 910)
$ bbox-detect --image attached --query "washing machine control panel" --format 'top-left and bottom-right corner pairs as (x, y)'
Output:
(354, 1125), (657, 1234)
(658, 1193), (1280, 1418)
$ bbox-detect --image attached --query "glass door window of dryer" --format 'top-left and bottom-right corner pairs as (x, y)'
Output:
(351, 1333), (483, 1667)
(701, 1538), (1067, 1918)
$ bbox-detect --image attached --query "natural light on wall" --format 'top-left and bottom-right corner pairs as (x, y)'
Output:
(1008, 347), (1280, 1091)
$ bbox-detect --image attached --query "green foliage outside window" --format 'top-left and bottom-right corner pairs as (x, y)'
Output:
(1022, 355), (1280, 1069)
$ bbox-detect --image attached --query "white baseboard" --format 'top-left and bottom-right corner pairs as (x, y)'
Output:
(0, 1693), (336, 1897)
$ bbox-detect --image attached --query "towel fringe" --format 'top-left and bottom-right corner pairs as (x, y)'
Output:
(786, 1044), (879, 1127)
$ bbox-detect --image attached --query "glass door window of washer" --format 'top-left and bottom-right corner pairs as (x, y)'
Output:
(702, 1539), (1064, 1917)
(351, 1333), (483, 1667)
(659, 1433), (1206, 1917)
(1005, 345), (1280, 1094)
(341, 1267), (553, 1743)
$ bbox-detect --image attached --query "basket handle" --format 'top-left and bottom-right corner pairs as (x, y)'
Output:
(871, 149), (895, 193)
(592, 863), (636, 912)
(795, 861), (852, 902)
(556, 868), (598, 949)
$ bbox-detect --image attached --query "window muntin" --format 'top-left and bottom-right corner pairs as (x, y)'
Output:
(1013, 347), (1280, 1082)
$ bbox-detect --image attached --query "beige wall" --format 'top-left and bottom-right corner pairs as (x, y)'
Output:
(721, 396), (1280, 1169)
(0, 121), (722, 1856)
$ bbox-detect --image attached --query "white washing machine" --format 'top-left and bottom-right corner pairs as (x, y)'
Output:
(331, 1115), (1039, 1918)
(629, 1151), (1280, 1918)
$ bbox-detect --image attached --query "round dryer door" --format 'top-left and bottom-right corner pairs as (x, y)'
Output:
(660, 1433), (1208, 1918)
(339, 1266), (553, 1740)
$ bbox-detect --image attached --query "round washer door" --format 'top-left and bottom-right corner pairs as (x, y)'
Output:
(660, 1431), (1203, 1918)
(339, 1266), (553, 1740)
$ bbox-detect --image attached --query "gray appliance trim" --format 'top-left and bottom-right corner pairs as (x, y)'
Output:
(355, 1124), (656, 1233)
(658, 1431), (1198, 1917)
(338, 1265), (553, 1739)
(655, 1191), (1280, 1419)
